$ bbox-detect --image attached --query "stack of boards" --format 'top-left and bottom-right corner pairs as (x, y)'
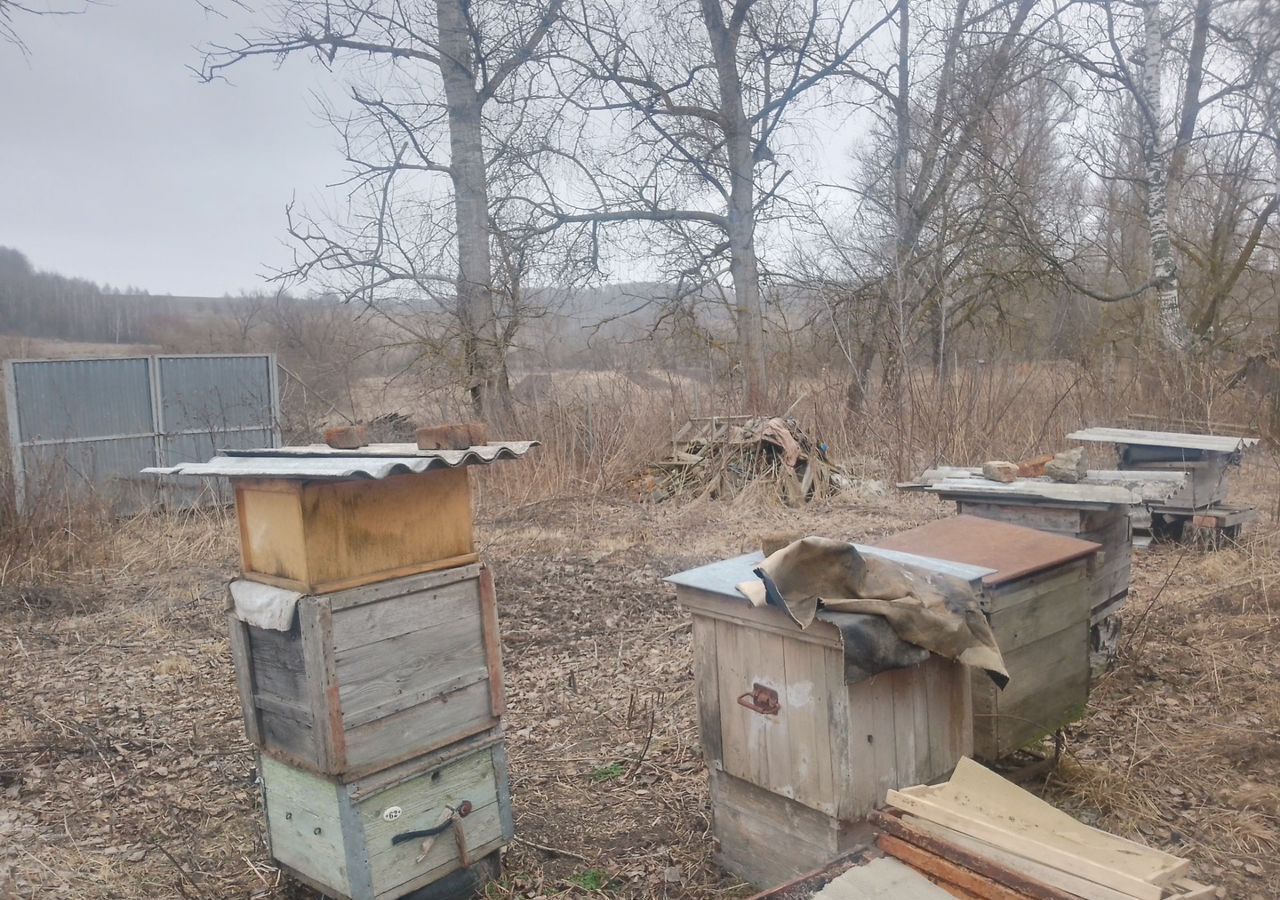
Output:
(813, 758), (1216, 900)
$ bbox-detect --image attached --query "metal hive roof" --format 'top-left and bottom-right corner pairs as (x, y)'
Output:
(142, 441), (538, 480)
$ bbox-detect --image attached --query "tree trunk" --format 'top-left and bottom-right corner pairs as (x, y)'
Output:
(1138, 0), (1193, 353)
(437, 0), (512, 419)
(702, 0), (768, 413)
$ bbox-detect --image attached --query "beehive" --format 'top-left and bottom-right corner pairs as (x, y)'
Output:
(228, 564), (503, 778)
(876, 516), (1100, 760)
(669, 548), (983, 888)
(233, 468), (476, 593)
(260, 732), (513, 900)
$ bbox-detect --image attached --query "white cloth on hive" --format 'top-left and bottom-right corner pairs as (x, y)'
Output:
(230, 579), (302, 631)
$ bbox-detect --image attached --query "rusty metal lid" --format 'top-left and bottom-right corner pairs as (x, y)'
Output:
(874, 515), (1100, 587)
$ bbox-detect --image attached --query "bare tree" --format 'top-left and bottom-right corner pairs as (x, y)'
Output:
(201, 0), (565, 419)
(533, 0), (895, 412)
(1, 1), (89, 53)
(1045, 0), (1279, 352)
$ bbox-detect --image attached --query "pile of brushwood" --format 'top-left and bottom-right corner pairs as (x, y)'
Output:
(645, 415), (847, 503)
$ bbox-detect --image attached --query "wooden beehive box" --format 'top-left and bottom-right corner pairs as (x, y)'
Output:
(260, 732), (513, 900)
(229, 564), (503, 778)
(952, 499), (1131, 640)
(876, 516), (1100, 760)
(669, 548), (984, 888)
(234, 468), (476, 593)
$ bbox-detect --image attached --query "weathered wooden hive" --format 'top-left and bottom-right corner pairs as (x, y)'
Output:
(1068, 427), (1260, 540)
(147, 441), (536, 900)
(667, 547), (988, 889)
(876, 516), (1100, 761)
(909, 471), (1182, 672)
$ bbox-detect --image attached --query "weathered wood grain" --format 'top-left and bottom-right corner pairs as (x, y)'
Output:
(235, 469), (475, 592)
(331, 577), (481, 652)
(226, 612), (262, 746)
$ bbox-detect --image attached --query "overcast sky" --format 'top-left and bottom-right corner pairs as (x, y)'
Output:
(0, 1), (345, 296)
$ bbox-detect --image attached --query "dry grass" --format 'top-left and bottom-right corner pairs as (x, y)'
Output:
(4, 470), (1279, 897)
(3, 357), (1279, 898)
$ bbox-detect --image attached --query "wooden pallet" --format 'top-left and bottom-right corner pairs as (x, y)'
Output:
(1140, 504), (1254, 545)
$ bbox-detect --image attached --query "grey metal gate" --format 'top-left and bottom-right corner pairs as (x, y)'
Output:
(4, 354), (279, 514)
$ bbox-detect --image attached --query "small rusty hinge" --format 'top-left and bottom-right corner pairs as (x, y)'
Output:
(736, 683), (780, 716)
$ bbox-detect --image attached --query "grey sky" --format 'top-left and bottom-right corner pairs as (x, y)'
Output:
(0, 1), (344, 296)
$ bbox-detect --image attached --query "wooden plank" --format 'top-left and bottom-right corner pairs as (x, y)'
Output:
(226, 612), (263, 746)
(325, 564), (481, 612)
(300, 599), (342, 772)
(989, 625), (1089, 756)
(342, 680), (495, 776)
(924, 656), (968, 777)
(957, 502), (1087, 533)
(782, 635), (836, 815)
(888, 813), (1139, 900)
(248, 625), (309, 707)
(237, 481), (307, 591)
(815, 857), (955, 899)
(826, 645), (857, 821)
(679, 587), (843, 649)
(331, 576), (481, 651)
(478, 566), (505, 719)
(887, 758), (1189, 898)
(865, 671), (899, 806)
(258, 697), (316, 760)
(878, 833), (1033, 900)
(871, 811), (1079, 900)
(342, 618), (486, 722)
(334, 611), (485, 716)
(689, 613), (724, 769)
(987, 570), (1092, 649)
(891, 664), (930, 790)
(259, 754), (350, 896)
(301, 469), (473, 592)
(710, 770), (843, 888)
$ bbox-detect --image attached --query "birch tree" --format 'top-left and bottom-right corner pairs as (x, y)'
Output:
(201, 0), (564, 418)
(1051, 0), (1279, 352)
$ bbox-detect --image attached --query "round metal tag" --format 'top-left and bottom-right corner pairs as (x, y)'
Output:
(381, 806), (403, 822)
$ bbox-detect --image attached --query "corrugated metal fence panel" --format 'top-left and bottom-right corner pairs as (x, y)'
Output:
(6, 354), (278, 514)
(12, 357), (154, 441)
(158, 355), (275, 433)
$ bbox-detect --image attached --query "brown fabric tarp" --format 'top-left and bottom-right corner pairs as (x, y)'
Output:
(737, 536), (1009, 687)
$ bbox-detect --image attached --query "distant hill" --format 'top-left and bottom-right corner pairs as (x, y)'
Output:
(0, 246), (288, 345)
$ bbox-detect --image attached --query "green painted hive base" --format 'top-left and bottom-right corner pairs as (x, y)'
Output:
(259, 731), (512, 900)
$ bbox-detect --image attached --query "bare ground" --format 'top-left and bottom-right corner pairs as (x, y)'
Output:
(2, 483), (1278, 898)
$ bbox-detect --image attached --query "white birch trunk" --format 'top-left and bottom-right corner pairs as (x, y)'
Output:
(1139, 0), (1193, 352)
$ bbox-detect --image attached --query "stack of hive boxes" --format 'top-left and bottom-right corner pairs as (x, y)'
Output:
(222, 461), (516, 900)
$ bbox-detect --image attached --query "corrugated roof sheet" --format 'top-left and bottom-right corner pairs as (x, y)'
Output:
(912, 467), (1186, 505)
(1068, 427), (1259, 452)
(142, 441), (538, 480)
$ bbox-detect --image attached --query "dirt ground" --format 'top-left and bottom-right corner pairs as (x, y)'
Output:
(2, 477), (1278, 899)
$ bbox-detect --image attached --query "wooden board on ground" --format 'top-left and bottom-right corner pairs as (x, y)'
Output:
(886, 759), (1189, 900)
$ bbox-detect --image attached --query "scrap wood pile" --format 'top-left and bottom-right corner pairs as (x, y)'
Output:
(831, 758), (1217, 900)
(646, 415), (846, 503)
